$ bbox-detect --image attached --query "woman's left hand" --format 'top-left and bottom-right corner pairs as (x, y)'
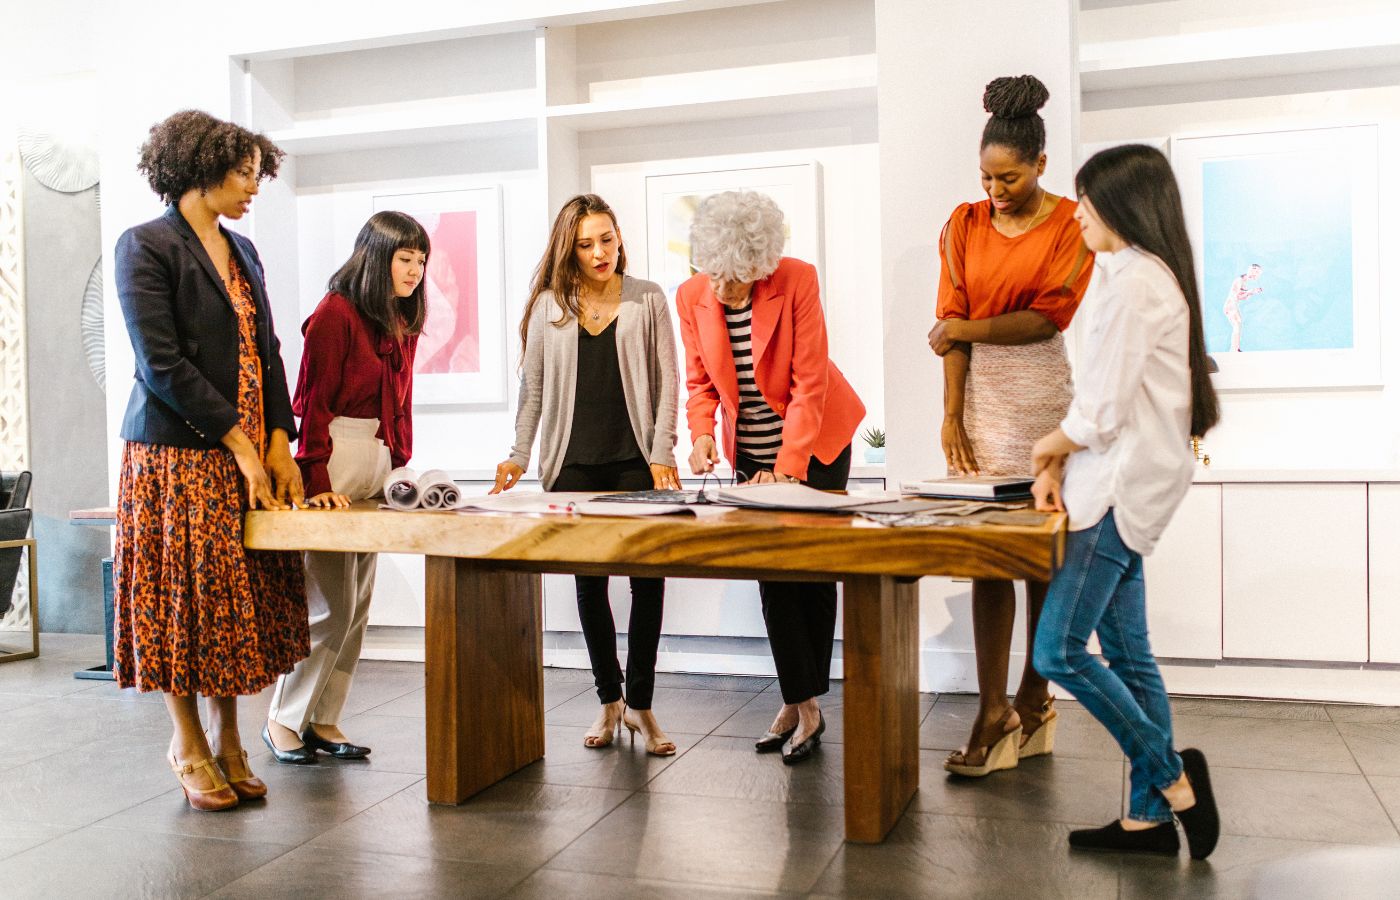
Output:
(650, 464), (681, 490)
(750, 469), (799, 484)
(1032, 467), (1064, 512)
(927, 319), (963, 357)
(304, 492), (352, 509)
(1031, 428), (1079, 476)
(265, 435), (305, 507)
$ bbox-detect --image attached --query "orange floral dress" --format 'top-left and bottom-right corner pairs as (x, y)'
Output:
(114, 259), (308, 695)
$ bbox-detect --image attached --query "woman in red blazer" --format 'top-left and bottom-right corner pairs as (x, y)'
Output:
(676, 190), (865, 765)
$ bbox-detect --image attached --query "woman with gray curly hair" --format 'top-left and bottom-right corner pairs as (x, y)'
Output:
(675, 190), (865, 765)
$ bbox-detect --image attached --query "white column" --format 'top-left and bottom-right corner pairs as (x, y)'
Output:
(875, 0), (1079, 691)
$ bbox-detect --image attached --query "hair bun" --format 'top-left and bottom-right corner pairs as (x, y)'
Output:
(983, 75), (1049, 119)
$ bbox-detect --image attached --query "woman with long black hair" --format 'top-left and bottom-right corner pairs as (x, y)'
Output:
(1030, 144), (1221, 859)
(264, 211), (428, 764)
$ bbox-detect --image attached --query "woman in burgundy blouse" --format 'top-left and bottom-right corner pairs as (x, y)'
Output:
(264, 211), (427, 763)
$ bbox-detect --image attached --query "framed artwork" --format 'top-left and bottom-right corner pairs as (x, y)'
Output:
(372, 186), (506, 406)
(644, 162), (822, 301)
(1172, 125), (1380, 390)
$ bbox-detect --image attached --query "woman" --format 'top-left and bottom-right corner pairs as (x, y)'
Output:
(491, 194), (680, 756)
(113, 110), (308, 810)
(676, 190), (865, 765)
(1224, 263), (1263, 352)
(927, 75), (1094, 777)
(1030, 144), (1221, 859)
(263, 211), (428, 763)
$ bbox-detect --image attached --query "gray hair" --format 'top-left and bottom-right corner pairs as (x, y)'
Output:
(689, 190), (786, 282)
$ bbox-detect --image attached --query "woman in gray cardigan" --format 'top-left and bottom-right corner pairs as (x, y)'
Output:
(491, 194), (680, 756)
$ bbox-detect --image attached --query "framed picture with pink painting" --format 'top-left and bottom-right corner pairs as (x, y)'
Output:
(372, 186), (506, 406)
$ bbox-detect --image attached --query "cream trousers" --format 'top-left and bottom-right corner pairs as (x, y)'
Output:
(268, 417), (392, 733)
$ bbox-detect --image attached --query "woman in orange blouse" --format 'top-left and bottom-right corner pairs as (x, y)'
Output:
(927, 75), (1093, 778)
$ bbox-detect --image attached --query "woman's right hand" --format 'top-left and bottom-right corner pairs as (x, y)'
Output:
(688, 435), (720, 475)
(941, 415), (980, 476)
(491, 460), (524, 494)
(221, 426), (286, 510)
(304, 492), (352, 509)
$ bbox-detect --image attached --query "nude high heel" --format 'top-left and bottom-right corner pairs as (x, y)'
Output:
(583, 700), (624, 749)
(623, 709), (677, 757)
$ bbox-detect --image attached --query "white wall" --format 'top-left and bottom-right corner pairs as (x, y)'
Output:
(1083, 86), (1400, 469)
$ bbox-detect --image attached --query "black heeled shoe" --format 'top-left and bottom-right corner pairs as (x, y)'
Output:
(781, 713), (825, 765)
(302, 726), (371, 760)
(1175, 748), (1220, 860)
(1069, 820), (1180, 855)
(755, 723), (798, 754)
(261, 724), (317, 765)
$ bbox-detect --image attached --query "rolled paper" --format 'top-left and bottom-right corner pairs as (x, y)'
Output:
(384, 467), (420, 510)
(417, 469), (459, 510)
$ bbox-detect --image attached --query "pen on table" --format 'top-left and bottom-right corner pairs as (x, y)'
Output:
(547, 502), (577, 513)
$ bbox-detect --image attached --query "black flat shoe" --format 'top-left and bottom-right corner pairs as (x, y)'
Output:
(1175, 748), (1220, 860)
(302, 727), (371, 760)
(262, 724), (317, 765)
(1069, 820), (1180, 855)
(781, 714), (825, 765)
(755, 723), (798, 753)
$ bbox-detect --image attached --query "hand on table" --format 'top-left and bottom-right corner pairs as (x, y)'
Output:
(490, 460), (524, 494)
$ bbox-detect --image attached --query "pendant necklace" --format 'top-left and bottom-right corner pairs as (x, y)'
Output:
(1002, 190), (1049, 238)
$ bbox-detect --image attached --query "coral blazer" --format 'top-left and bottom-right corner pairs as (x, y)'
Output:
(675, 257), (865, 481)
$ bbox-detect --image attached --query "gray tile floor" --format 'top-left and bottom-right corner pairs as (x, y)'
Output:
(3, 633), (1399, 898)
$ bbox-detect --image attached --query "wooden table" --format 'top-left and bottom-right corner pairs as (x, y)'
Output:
(245, 501), (1065, 843)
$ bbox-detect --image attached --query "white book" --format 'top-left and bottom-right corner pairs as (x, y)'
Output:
(711, 482), (875, 511)
(901, 475), (1035, 500)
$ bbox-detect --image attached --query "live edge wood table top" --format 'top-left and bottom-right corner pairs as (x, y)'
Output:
(244, 501), (1066, 844)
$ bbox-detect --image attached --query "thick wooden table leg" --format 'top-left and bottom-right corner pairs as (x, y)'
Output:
(424, 556), (544, 804)
(841, 574), (920, 842)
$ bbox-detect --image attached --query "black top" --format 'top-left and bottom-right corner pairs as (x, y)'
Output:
(562, 318), (644, 467)
(114, 204), (297, 447)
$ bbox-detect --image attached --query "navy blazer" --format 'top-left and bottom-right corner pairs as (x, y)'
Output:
(115, 205), (297, 449)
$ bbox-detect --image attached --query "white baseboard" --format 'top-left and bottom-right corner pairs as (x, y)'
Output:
(361, 627), (1400, 705)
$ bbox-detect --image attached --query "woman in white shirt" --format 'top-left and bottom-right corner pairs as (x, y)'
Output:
(1028, 144), (1222, 860)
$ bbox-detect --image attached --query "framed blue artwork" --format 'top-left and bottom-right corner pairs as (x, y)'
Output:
(1172, 125), (1380, 390)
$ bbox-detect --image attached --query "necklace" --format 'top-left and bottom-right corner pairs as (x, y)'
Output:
(581, 276), (621, 322)
(999, 190), (1049, 238)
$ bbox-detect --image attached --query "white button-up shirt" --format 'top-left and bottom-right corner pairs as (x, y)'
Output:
(1060, 246), (1194, 556)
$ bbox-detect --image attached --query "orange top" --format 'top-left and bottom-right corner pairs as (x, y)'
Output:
(936, 197), (1093, 331)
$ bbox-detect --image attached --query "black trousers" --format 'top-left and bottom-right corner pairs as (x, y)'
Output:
(735, 444), (852, 705)
(551, 457), (664, 709)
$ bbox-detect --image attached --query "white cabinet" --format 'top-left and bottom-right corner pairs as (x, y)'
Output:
(1369, 485), (1400, 663)
(1143, 484), (1221, 660)
(1222, 484), (1368, 662)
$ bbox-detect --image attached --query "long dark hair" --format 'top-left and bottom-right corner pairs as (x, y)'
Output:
(521, 194), (627, 356)
(328, 211), (430, 341)
(981, 75), (1049, 163)
(1075, 144), (1220, 437)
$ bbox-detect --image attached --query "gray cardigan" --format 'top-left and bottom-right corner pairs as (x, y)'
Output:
(509, 275), (679, 489)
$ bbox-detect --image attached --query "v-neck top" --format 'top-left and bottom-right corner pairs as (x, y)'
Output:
(561, 317), (645, 467)
(936, 197), (1094, 331)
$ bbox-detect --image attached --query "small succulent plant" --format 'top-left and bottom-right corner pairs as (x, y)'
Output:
(860, 427), (885, 449)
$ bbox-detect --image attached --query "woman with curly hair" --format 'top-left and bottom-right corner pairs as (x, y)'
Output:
(114, 109), (311, 810)
(263, 211), (428, 764)
(491, 194), (681, 756)
(926, 76), (1094, 778)
(676, 190), (865, 765)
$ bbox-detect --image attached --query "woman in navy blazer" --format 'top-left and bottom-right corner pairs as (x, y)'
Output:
(113, 110), (314, 812)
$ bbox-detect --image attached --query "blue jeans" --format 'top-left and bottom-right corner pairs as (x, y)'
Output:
(1033, 510), (1183, 823)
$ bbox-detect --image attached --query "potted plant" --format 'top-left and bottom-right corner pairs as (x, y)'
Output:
(860, 426), (885, 464)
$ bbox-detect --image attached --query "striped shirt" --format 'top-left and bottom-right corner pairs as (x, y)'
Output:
(724, 303), (783, 464)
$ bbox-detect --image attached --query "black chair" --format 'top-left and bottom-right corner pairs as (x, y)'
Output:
(1, 470), (38, 662)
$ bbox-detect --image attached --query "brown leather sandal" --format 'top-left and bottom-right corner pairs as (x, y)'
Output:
(944, 708), (1022, 777)
(1016, 696), (1059, 759)
(215, 748), (268, 801)
(169, 754), (239, 811)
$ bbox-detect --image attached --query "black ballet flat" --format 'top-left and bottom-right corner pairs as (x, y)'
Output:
(755, 724), (798, 753)
(261, 724), (317, 765)
(1175, 748), (1220, 860)
(1069, 820), (1180, 855)
(302, 727), (371, 760)
(781, 714), (825, 765)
